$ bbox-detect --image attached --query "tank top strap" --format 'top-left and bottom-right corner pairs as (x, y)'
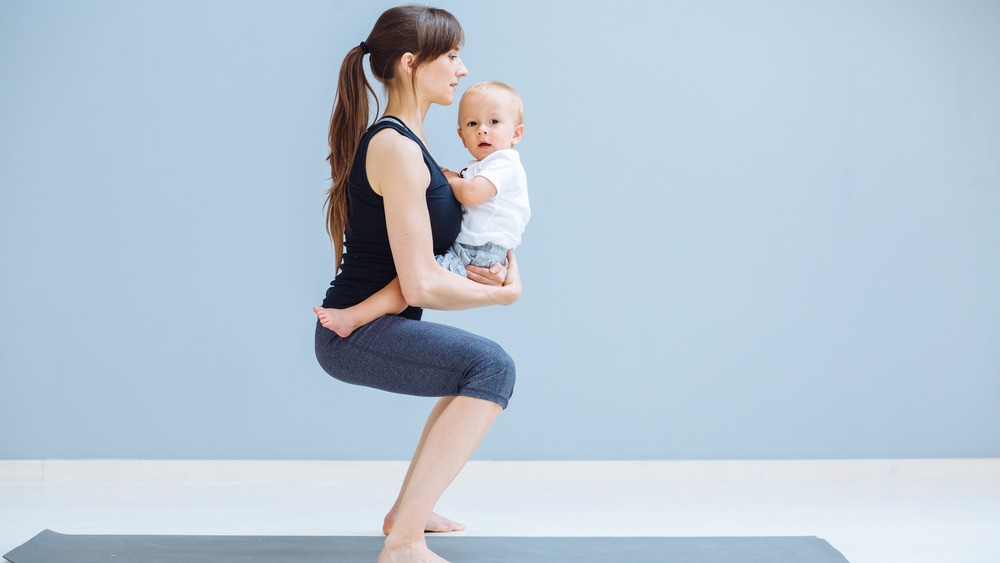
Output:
(368, 116), (438, 166)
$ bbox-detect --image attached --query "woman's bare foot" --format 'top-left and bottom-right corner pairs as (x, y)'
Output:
(378, 538), (449, 563)
(313, 306), (357, 338)
(383, 506), (466, 535)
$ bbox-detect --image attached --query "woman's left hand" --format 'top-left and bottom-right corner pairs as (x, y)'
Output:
(466, 261), (507, 286)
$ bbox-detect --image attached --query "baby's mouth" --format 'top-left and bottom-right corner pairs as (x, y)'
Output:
(478, 142), (491, 148)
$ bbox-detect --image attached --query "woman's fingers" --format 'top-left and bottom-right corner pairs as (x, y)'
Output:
(464, 252), (520, 304)
(466, 251), (518, 289)
(466, 263), (506, 286)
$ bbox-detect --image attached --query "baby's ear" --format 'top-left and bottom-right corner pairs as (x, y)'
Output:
(457, 127), (466, 144)
(511, 124), (525, 146)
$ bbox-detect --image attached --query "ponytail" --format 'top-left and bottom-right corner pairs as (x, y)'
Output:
(323, 6), (464, 272)
(325, 45), (377, 271)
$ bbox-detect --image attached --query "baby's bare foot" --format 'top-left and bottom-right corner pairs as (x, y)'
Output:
(313, 306), (356, 338)
(383, 506), (466, 535)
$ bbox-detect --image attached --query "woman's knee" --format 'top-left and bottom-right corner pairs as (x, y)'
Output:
(492, 346), (517, 402)
(464, 342), (516, 407)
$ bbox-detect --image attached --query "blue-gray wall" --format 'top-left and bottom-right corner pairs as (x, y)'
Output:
(2, 0), (998, 460)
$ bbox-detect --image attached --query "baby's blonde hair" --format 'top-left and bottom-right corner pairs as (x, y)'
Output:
(460, 81), (524, 124)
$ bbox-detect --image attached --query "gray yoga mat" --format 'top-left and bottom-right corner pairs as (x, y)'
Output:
(4, 529), (850, 562)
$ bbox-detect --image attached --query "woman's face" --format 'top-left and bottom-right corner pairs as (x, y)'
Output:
(415, 50), (468, 106)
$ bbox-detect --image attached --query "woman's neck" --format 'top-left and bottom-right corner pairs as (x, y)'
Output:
(384, 94), (430, 141)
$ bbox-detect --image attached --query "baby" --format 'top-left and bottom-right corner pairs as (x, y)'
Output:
(314, 81), (529, 337)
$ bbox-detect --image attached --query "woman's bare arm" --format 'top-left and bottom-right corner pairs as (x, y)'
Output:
(368, 131), (520, 310)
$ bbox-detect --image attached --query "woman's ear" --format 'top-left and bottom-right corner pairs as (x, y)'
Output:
(399, 53), (416, 76)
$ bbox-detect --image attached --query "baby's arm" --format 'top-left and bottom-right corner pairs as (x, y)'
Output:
(442, 168), (497, 207)
(313, 278), (407, 338)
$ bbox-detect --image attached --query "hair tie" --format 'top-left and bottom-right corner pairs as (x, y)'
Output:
(359, 41), (370, 55)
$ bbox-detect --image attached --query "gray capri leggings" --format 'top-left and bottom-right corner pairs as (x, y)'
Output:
(315, 315), (516, 409)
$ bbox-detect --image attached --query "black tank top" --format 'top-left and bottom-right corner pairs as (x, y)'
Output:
(322, 116), (462, 320)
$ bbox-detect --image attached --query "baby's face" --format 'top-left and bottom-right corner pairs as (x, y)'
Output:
(457, 91), (524, 161)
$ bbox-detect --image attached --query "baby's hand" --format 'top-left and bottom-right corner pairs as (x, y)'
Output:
(441, 167), (461, 180)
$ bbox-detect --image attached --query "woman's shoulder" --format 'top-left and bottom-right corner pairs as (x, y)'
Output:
(368, 127), (423, 159)
(366, 129), (430, 195)
(365, 117), (423, 156)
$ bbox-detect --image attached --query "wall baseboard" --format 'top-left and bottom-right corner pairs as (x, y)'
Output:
(2, 458), (997, 484)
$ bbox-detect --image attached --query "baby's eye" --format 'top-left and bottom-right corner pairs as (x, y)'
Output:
(490, 119), (500, 125)
(466, 121), (477, 127)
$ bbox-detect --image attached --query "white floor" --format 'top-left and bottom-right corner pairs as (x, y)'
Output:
(1, 459), (998, 562)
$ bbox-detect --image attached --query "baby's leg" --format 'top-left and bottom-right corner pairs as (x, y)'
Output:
(314, 278), (407, 338)
(436, 243), (469, 277)
(463, 242), (509, 269)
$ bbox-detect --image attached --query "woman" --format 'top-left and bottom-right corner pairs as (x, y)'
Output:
(313, 6), (520, 562)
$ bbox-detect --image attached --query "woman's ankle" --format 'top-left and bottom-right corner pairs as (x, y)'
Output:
(384, 532), (425, 550)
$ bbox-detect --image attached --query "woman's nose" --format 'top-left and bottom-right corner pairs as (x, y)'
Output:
(456, 59), (468, 78)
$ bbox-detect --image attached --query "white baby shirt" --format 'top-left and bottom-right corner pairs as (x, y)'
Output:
(456, 149), (530, 249)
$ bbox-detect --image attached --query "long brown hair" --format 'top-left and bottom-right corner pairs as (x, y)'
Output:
(324, 5), (464, 270)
